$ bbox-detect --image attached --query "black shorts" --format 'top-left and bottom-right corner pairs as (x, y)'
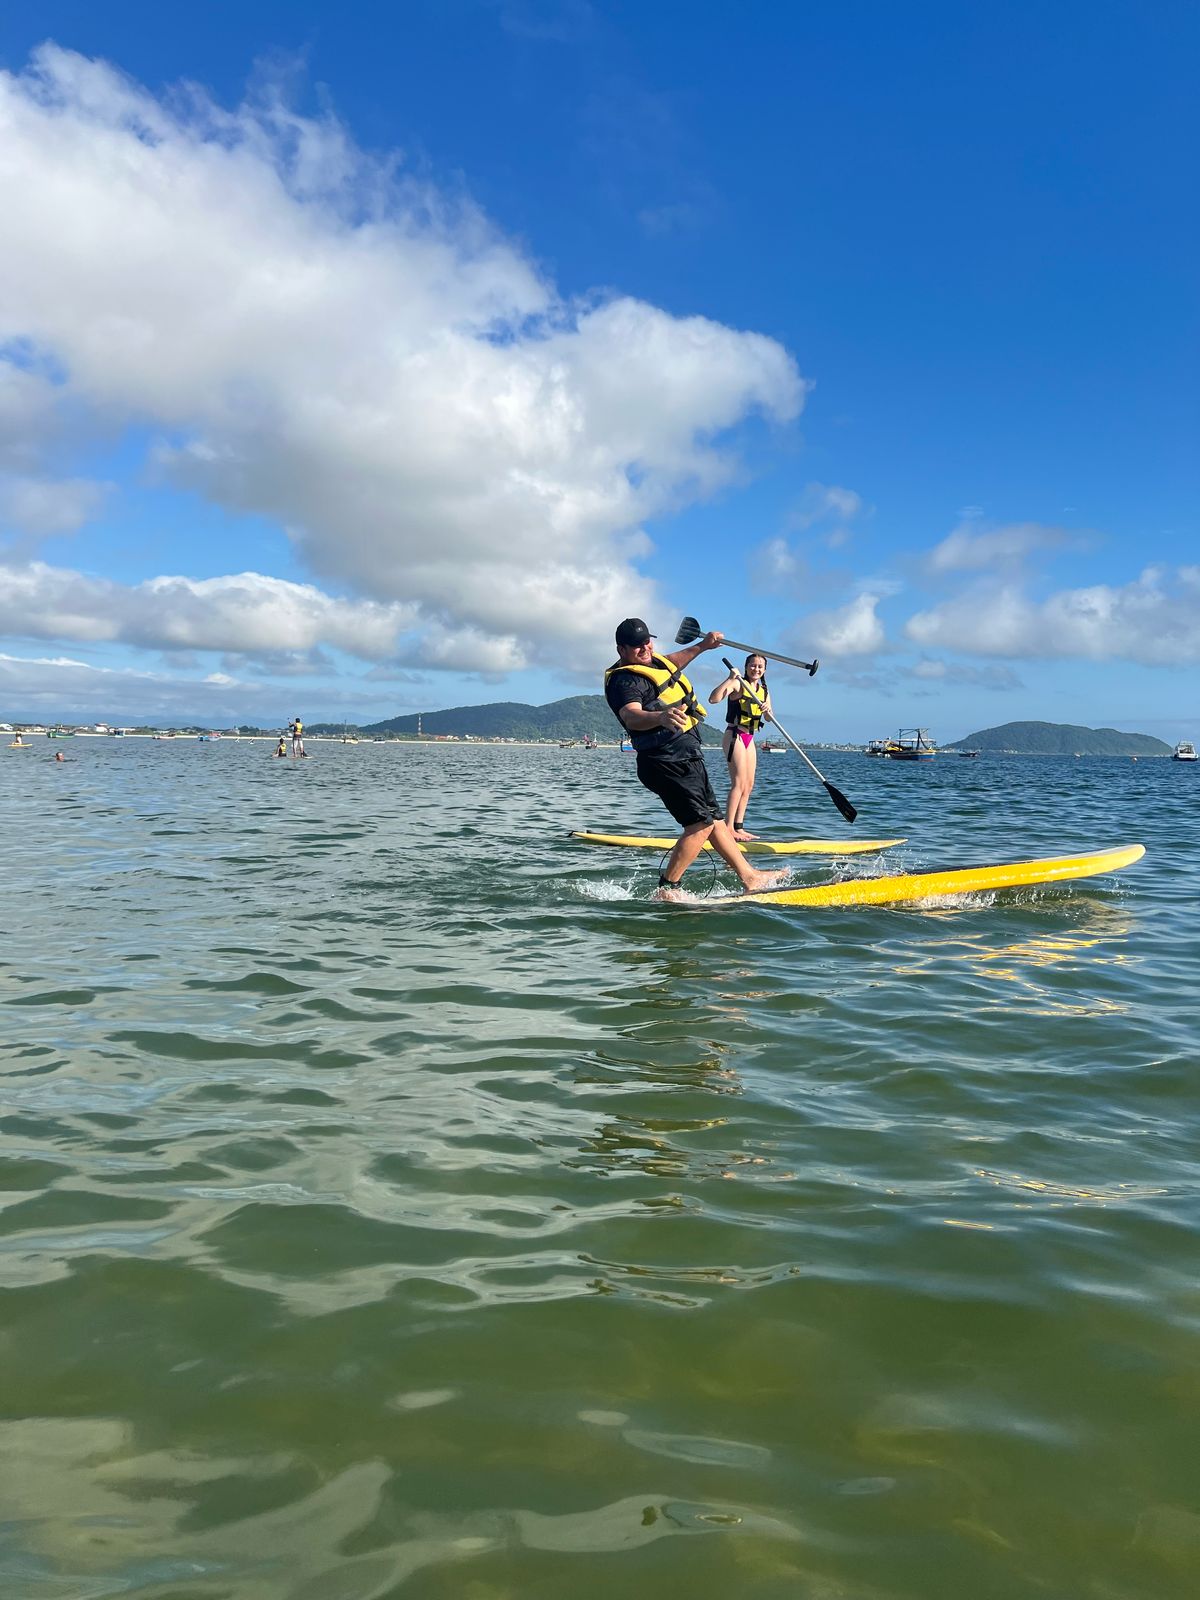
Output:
(636, 747), (721, 828)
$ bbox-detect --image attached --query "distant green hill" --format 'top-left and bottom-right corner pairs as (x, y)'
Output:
(352, 693), (724, 743)
(945, 720), (1170, 756)
(363, 695), (610, 741)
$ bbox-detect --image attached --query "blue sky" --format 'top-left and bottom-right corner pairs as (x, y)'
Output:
(0, 1), (1195, 740)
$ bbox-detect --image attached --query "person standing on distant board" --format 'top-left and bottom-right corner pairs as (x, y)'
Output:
(289, 717), (305, 758)
(603, 618), (787, 900)
(709, 653), (771, 841)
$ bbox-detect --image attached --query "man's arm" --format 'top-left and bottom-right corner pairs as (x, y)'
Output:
(618, 698), (678, 733)
(660, 630), (724, 672)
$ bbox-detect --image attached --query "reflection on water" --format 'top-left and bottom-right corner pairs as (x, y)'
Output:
(887, 899), (1140, 1016)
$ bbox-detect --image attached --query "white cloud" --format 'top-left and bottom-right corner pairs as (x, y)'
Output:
(0, 46), (804, 668)
(927, 520), (1069, 574)
(0, 648), (396, 723)
(805, 592), (886, 657)
(0, 474), (109, 536)
(758, 536), (805, 587)
(910, 656), (1022, 689)
(0, 363), (63, 470)
(0, 561), (427, 661)
(760, 482), (865, 591)
(787, 483), (863, 529)
(906, 567), (1200, 666)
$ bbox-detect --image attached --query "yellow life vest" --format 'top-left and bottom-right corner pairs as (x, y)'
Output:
(604, 654), (708, 738)
(727, 677), (767, 735)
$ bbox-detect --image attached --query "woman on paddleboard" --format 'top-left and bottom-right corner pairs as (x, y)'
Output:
(709, 654), (771, 842)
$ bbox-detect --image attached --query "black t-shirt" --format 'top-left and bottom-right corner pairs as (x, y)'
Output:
(605, 668), (699, 758)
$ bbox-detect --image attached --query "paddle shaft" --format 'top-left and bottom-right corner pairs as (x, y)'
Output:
(676, 617), (817, 674)
(722, 659), (857, 823)
(720, 636), (817, 674)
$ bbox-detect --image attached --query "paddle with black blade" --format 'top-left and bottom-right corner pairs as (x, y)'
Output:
(677, 616), (819, 676)
(722, 657), (858, 824)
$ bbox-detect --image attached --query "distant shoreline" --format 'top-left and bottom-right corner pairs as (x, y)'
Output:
(4, 731), (1176, 755)
(5, 731), (614, 748)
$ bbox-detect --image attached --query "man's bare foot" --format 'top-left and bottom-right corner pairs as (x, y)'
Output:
(742, 868), (788, 894)
(653, 879), (689, 903)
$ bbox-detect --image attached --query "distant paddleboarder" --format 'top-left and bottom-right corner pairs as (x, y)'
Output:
(603, 618), (787, 899)
(289, 717), (306, 757)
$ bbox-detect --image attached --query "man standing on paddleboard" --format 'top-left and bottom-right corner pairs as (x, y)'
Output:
(604, 619), (787, 899)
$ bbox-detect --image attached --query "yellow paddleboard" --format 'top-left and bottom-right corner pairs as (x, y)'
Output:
(8, 742), (32, 749)
(731, 844), (1146, 907)
(571, 830), (904, 856)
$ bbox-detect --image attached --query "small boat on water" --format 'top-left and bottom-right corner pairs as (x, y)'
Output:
(760, 740), (788, 754)
(1172, 740), (1197, 762)
(865, 736), (903, 757)
(884, 728), (937, 761)
(46, 726), (76, 739)
(958, 749), (980, 758)
(620, 738), (633, 753)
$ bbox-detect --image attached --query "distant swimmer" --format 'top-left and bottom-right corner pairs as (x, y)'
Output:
(289, 716), (306, 757)
(54, 751), (67, 762)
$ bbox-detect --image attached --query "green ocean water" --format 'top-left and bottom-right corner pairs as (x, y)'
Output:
(1, 736), (1196, 1600)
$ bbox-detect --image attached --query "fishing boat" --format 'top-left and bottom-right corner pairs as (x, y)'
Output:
(760, 740), (788, 754)
(864, 737), (901, 757)
(620, 738), (633, 753)
(957, 749), (980, 758)
(1172, 740), (1197, 762)
(46, 726), (76, 739)
(885, 728), (937, 761)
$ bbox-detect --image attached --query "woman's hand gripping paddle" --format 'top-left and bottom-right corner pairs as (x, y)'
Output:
(722, 658), (858, 824)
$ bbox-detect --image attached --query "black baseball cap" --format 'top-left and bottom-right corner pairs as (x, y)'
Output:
(615, 617), (654, 647)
